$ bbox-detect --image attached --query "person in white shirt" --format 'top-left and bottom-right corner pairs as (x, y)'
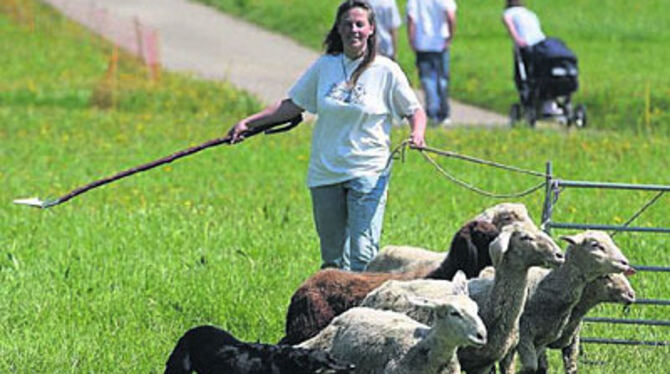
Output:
(502, 0), (545, 48)
(367, 0), (402, 60)
(502, 0), (559, 115)
(406, 0), (457, 125)
(228, 0), (427, 272)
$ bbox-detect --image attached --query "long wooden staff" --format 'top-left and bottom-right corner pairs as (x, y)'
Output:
(13, 115), (303, 209)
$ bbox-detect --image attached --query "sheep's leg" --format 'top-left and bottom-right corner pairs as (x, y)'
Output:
(498, 349), (516, 374)
(465, 364), (495, 374)
(536, 351), (548, 374)
(515, 340), (538, 374)
(561, 328), (581, 374)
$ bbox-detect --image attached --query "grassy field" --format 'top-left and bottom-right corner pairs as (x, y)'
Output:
(1, 1), (668, 373)
(198, 0), (670, 133)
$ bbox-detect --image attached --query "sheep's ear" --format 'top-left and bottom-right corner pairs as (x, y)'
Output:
(478, 266), (495, 278)
(452, 271), (468, 296)
(559, 234), (579, 246)
(489, 230), (512, 268)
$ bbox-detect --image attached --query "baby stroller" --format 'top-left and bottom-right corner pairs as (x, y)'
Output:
(509, 38), (586, 127)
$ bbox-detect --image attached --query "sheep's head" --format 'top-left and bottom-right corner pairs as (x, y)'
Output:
(585, 273), (636, 306)
(407, 278), (487, 348)
(489, 223), (564, 270)
(560, 231), (635, 279)
(474, 202), (537, 231)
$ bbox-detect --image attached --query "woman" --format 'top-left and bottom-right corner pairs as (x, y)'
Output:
(228, 0), (427, 272)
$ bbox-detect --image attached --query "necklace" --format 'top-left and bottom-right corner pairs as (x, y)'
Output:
(340, 54), (351, 84)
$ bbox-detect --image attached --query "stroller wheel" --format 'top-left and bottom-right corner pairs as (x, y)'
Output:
(573, 104), (587, 127)
(509, 103), (522, 126)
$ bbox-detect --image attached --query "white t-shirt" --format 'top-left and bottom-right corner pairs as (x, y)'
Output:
(289, 54), (420, 188)
(368, 0), (402, 58)
(503, 6), (546, 47)
(406, 0), (457, 52)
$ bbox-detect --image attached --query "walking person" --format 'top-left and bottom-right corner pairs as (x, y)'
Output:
(367, 0), (402, 60)
(406, 0), (457, 126)
(228, 0), (427, 272)
(502, 0), (559, 116)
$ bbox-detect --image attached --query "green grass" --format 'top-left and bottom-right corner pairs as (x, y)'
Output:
(198, 0), (670, 133)
(1, 1), (668, 373)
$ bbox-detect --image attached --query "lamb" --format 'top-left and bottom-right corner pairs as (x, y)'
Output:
(501, 230), (635, 374)
(279, 221), (499, 345)
(366, 202), (536, 276)
(299, 287), (487, 374)
(365, 224), (563, 374)
(164, 325), (354, 374)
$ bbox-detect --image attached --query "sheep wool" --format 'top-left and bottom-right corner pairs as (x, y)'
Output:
(503, 230), (635, 374)
(299, 295), (487, 374)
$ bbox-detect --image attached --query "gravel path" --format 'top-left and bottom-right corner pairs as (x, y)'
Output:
(86, 0), (507, 126)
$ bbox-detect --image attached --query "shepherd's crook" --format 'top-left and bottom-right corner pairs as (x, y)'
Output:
(13, 115), (303, 209)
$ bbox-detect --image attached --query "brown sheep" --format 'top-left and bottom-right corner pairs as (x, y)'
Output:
(278, 220), (500, 345)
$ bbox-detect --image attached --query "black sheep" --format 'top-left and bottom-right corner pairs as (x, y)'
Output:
(425, 220), (502, 279)
(165, 325), (355, 374)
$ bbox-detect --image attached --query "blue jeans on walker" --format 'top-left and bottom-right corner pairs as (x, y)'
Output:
(416, 50), (450, 122)
(310, 172), (389, 272)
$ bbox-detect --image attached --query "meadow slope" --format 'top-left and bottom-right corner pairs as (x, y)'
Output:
(0, 1), (668, 372)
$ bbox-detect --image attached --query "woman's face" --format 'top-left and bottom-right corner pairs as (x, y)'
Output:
(337, 7), (374, 59)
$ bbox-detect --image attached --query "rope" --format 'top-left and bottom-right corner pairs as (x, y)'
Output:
(390, 141), (546, 199)
(419, 145), (547, 178)
(419, 150), (546, 198)
(390, 142), (666, 227)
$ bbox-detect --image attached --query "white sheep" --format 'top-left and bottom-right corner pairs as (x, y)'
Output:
(539, 272), (635, 374)
(298, 284), (487, 374)
(366, 202), (536, 275)
(361, 223), (565, 374)
(365, 245), (445, 273)
(480, 267), (636, 374)
(472, 202), (536, 230)
(501, 230), (635, 374)
(359, 271), (469, 325)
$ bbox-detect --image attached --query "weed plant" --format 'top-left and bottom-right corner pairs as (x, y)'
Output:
(199, 0), (670, 133)
(1, 1), (668, 373)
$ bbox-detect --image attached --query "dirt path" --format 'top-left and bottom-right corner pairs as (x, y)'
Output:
(86, 0), (507, 126)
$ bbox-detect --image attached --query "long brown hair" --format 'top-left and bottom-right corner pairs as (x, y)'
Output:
(324, 0), (377, 85)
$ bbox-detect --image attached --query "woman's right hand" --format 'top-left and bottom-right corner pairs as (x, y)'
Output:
(227, 120), (249, 144)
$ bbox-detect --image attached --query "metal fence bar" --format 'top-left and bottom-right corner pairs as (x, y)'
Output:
(634, 265), (670, 272)
(555, 180), (670, 192)
(634, 299), (670, 306)
(581, 338), (670, 346)
(547, 222), (670, 234)
(540, 160), (670, 347)
(583, 317), (670, 327)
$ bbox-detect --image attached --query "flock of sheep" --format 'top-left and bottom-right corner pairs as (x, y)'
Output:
(164, 203), (637, 374)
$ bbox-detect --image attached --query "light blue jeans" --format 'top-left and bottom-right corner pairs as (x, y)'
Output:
(416, 49), (451, 122)
(310, 172), (390, 272)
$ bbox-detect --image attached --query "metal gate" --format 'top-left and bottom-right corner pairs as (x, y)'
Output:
(540, 161), (669, 347)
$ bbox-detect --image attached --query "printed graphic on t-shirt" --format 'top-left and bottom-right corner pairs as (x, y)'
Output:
(326, 81), (367, 105)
